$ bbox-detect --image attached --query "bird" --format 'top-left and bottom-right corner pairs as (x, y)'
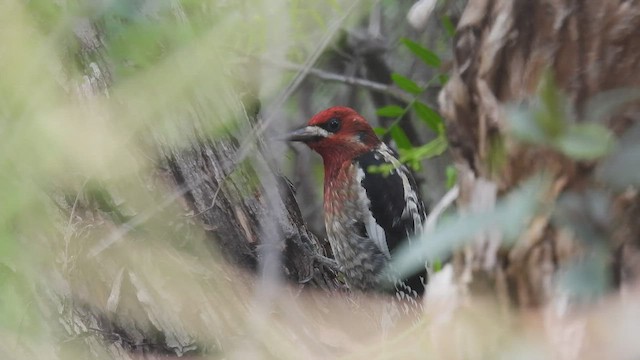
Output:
(286, 106), (428, 298)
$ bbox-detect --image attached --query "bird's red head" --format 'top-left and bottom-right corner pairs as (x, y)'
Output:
(286, 106), (381, 169)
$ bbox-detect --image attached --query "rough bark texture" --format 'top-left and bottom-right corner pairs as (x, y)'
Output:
(159, 116), (338, 290)
(439, 0), (640, 307)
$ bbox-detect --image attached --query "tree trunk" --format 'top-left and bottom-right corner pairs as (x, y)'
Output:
(157, 107), (338, 290)
(439, 0), (640, 307)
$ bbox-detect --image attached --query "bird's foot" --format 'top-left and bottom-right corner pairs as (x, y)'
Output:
(314, 254), (341, 273)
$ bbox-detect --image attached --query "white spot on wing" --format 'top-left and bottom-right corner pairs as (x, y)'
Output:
(376, 144), (425, 237)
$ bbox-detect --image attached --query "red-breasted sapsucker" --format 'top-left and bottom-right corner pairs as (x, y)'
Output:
(287, 106), (428, 297)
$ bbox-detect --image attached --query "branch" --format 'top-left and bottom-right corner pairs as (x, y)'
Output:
(425, 185), (459, 232)
(260, 58), (413, 104)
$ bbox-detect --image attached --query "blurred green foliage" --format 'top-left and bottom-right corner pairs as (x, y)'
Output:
(504, 73), (640, 303)
(390, 176), (549, 281)
(597, 122), (640, 189)
(0, 0), (364, 352)
(507, 70), (618, 161)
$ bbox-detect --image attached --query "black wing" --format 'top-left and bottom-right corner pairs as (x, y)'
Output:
(355, 149), (426, 252)
(355, 147), (428, 295)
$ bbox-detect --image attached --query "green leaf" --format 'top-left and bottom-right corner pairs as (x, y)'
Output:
(583, 88), (640, 124)
(598, 146), (640, 189)
(399, 136), (447, 164)
(558, 251), (610, 302)
(509, 96), (615, 161)
(554, 123), (614, 160)
(553, 191), (611, 246)
(536, 70), (569, 137)
(433, 258), (443, 272)
(596, 123), (640, 189)
(445, 165), (457, 189)
(413, 102), (444, 134)
(373, 126), (387, 136)
(488, 134), (507, 175)
(400, 38), (441, 68)
(506, 103), (547, 144)
(376, 105), (406, 118)
(508, 71), (579, 144)
(391, 73), (423, 95)
(367, 163), (397, 177)
(438, 73), (450, 86)
(389, 125), (412, 150)
(440, 15), (456, 38)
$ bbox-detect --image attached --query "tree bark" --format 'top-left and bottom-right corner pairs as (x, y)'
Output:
(157, 106), (338, 290)
(439, 0), (640, 307)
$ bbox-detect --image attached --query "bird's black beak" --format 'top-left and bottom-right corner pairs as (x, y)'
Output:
(284, 126), (328, 143)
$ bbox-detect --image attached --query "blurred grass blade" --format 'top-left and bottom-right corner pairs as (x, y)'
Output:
(389, 176), (549, 280)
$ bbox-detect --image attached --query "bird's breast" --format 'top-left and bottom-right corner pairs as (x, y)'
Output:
(323, 162), (388, 290)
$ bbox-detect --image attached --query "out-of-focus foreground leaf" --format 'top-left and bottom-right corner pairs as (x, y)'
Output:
(389, 176), (549, 280)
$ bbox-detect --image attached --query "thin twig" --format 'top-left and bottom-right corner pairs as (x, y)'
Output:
(235, 0), (364, 163)
(87, 183), (192, 257)
(260, 58), (413, 104)
(63, 178), (89, 273)
(425, 185), (460, 232)
(185, 183), (223, 218)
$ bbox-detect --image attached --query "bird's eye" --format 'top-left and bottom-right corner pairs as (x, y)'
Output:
(326, 118), (341, 133)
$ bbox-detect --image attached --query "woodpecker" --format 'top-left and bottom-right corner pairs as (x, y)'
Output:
(286, 106), (428, 297)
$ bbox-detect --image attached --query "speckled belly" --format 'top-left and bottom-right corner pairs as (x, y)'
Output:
(324, 166), (388, 290)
